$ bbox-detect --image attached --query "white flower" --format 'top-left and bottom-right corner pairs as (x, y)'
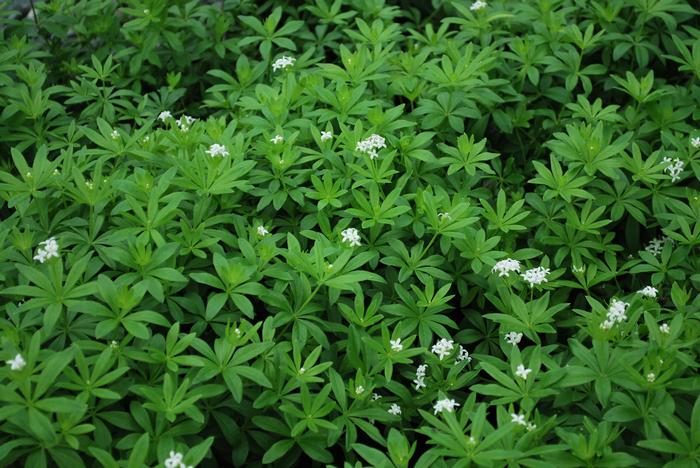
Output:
(659, 323), (670, 334)
(233, 328), (242, 337)
(272, 56), (296, 72)
(164, 451), (192, 468)
(110, 130), (119, 139)
(437, 212), (451, 221)
(492, 258), (521, 277)
(270, 134), (284, 144)
(515, 364), (532, 380)
(645, 237), (665, 256)
(646, 372), (656, 383)
(526, 422), (537, 431)
(504, 331), (523, 346)
(6, 354), (26, 371)
(600, 298), (630, 330)
(433, 398), (460, 415)
(320, 130), (333, 142)
(456, 345), (472, 363)
(299, 367), (306, 375)
(341, 228), (361, 247)
(414, 364), (427, 391)
(205, 143), (229, 158)
(572, 265), (585, 273)
(372, 393), (382, 401)
(388, 403), (402, 415)
(431, 338), (454, 360)
(511, 413), (526, 426)
(176, 115), (195, 131)
(110, 340), (119, 349)
(390, 338), (403, 352)
(34, 237), (59, 263)
(470, 0), (487, 11)
(691, 136), (700, 148)
(356, 385), (365, 394)
(356, 134), (386, 159)
(521, 266), (550, 287)
(158, 110), (172, 122)
(662, 156), (684, 183)
(637, 286), (658, 298)
(256, 225), (270, 237)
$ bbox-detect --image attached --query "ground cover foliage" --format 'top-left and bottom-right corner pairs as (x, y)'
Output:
(1, 0), (700, 466)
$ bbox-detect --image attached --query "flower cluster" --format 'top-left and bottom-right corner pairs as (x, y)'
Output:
(164, 451), (193, 468)
(110, 129), (120, 139)
(256, 225), (270, 237)
(205, 143), (229, 158)
(646, 372), (656, 383)
(388, 403), (401, 415)
(662, 156), (684, 182)
(645, 237), (668, 256)
(692, 136), (700, 148)
(356, 134), (386, 159)
(505, 332), (523, 346)
(600, 298), (630, 330)
(158, 110), (172, 121)
(515, 364), (532, 380)
(637, 286), (658, 298)
(659, 323), (670, 334)
(177, 115), (196, 131)
(414, 364), (427, 390)
(511, 413), (537, 431)
(431, 338), (454, 360)
(270, 134), (284, 144)
(492, 258), (521, 277)
(521, 266), (550, 287)
(6, 354), (26, 371)
(456, 345), (472, 363)
(433, 398), (460, 415)
(341, 228), (361, 247)
(320, 130), (333, 142)
(470, 0), (487, 11)
(272, 56), (295, 71)
(355, 385), (365, 394)
(34, 237), (59, 263)
(390, 338), (403, 352)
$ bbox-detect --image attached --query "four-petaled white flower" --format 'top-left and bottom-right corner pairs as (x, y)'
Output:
(646, 372), (656, 383)
(6, 353), (26, 371)
(270, 134), (284, 144)
(492, 258), (521, 277)
(356, 134), (386, 159)
(272, 56), (296, 72)
(355, 385), (365, 394)
(158, 110), (172, 122)
(526, 422), (537, 431)
(388, 403), (402, 415)
(205, 143), (229, 158)
(372, 393), (382, 401)
(321, 130), (333, 142)
(341, 228), (361, 247)
(600, 298), (630, 330)
(34, 237), (59, 263)
(390, 338), (403, 352)
(659, 323), (670, 334)
(433, 398), (460, 415)
(511, 413), (526, 426)
(662, 156), (684, 183)
(637, 286), (657, 298)
(521, 266), (550, 287)
(414, 364), (427, 391)
(470, 0), (487, 11)
(505, 331), (523, 346)
(515, 364), (532, 380)
(257, 225), (270, 237)
(110, 129), (119, 139)
(692, 136), (700, 148)
(431, 338), (454, 360)
(164, 451), (183, 468)
(456, 345), (472, 363)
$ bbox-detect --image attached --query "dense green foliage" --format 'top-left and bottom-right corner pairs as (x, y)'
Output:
(1, 0), (700, 466)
